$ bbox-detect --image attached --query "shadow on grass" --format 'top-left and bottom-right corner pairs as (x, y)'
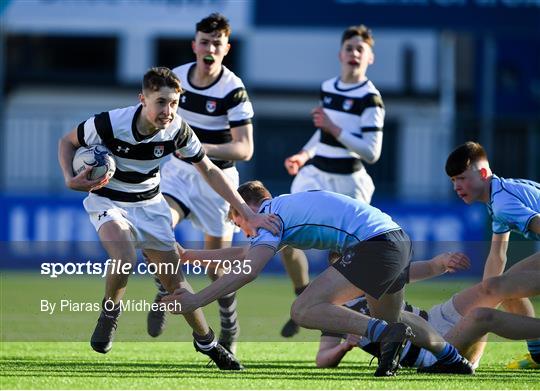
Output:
(2, 358), (539, 384)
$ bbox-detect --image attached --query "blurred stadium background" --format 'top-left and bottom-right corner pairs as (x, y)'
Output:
(0, 0), (539, 276)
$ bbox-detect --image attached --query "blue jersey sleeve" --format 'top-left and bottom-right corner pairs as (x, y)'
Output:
(249, 227), (282, 253)
(492, 195), (539, 235)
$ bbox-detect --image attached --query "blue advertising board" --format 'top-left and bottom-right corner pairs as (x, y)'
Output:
(0, 194), (489, 276)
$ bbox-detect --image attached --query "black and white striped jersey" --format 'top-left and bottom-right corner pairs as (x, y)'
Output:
(321, 296), (428, 367)
(77, 104), (205, 204)
(172, 62), (254, 169)
(304, 77), (385, 174)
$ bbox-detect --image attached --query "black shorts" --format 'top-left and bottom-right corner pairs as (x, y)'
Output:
(332, 229), (412, 299)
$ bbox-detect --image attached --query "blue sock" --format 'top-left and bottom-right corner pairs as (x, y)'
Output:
(527, 340), (540, 363)
(435, 342), (461, 365)
(366, 318), (388, 342)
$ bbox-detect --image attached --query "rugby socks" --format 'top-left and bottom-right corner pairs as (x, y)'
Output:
(366, 318), (389, 342)
(218, 293), (239, 336)
(153, 276), (169, 297)
(193, 328), (218, 351)
(527, 340), (540, 363)
(434, 342), (462, 365)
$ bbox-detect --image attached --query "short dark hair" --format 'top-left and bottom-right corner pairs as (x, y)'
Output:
(196, 13), (231, 37)
(341, 25), (374, 47)
(142, 67), (182, 94)
(445, 141), (488, 177)
(228, 181), (272, 219)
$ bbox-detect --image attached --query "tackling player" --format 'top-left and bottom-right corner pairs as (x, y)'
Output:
(281, 25), (385, 338)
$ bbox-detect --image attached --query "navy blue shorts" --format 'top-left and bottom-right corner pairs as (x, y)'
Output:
(332, 229), (412, 299)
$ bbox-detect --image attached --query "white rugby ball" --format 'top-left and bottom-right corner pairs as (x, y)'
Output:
(72, 145), (116, 180)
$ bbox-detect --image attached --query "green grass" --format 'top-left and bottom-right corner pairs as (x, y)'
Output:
(1, 272), (539, 389)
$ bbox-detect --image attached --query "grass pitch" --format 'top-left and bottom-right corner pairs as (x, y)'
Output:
(1, 272), (539, 389)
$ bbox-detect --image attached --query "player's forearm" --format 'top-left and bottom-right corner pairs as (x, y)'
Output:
(197, 270), (256, 307)
(483, 255), (507, 279)
(301, 130), (320, 159)
(182, 247), (248, 264)
(58, 136), (77, 183)
(316, 343), (351, 368)
(409, 260), (445, 283)
(336, 131), (382, 164)
(203, 141), (253, 161)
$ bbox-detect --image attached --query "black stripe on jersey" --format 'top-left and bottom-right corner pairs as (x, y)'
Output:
(320, 131), (346, 148)
(112, 167), (159, 184)
(179, 148), (205, 164)
(362, 127), (382, 132)
(180, 90), (228, 117)
(191, 126), (232, 144)
(103, 121), (193, 161)
(92, 184), (160, 202)
(94, 112), (115, 143)
(321, 92), (384, 116)
(224, 87), (250, 108)
(77, 122), (87, 147)
(308, 155), (362, 174)
(229, 118), (252, 128)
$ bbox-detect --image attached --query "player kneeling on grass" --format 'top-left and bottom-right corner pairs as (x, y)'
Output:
(316, 254), (540, 370)
(58, 68), (280, 370)
(163, 180), (475, 376)
(446, 141), (540, 369)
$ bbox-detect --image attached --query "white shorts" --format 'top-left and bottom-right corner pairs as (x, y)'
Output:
(83, 192), (175, 251)
(291, 164), (375, 203)
(416, 296), (464, 367)
(160, 157), (238, 237)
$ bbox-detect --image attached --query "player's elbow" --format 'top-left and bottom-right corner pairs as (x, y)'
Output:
(363, 149), (381, 164)
(237, 145), (253, 161)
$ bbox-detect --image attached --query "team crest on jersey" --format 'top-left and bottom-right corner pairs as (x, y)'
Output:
(323, 96), (332, 105)
(206, 100), (217, 113)
(342, 99), (354, 111)
(153, 145), (164, 158)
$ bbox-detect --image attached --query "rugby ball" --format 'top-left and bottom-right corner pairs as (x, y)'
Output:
(72, 145), (116, 180)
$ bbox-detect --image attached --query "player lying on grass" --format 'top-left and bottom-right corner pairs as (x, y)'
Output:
(446, 141), (540, 369)
(315, 253), (540, 369)
(163, 181), (475, 376)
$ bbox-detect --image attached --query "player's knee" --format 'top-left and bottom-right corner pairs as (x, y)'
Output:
(480, 276), (503, 297)
(469, 307), (495, 325)
(290, 298), (308, 326)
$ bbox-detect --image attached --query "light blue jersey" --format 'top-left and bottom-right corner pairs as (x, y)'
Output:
(250, 190), (401, 253)
(487, 175), (540, 241)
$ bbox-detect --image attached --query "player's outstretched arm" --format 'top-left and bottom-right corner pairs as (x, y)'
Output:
(162, 245), (275, 313)
(58, 127), (108, 192)
(202, 123), (254, 161)
(316, 335), (359, 368)
(178, 245), (248, 272)
(409, 252), (470, 283)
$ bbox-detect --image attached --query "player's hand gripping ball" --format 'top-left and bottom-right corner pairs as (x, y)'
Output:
(72, 145), (116, 180)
